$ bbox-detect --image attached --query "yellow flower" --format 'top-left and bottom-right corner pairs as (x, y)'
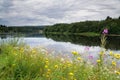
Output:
(32, 49), (36, 54)
(97, 60), (101, 63)
(45, 61), (49, 64)
(45, 65), (48, 68)
(115, 71), (120, 75)
(47, 71), (51, 75)
(109, 51), (113, 56)
(66, 61), (72, 67)
(67, 63), (72, 67)
(72, 51), (78, 55)
(46, 74), (50, 78)
(112, 61), (116, 66)
(45, 59), (49, 65)
(69, 72), (74, 76)
(77, 57), (81, 60)
(54, 65), (58, 69)
(47, 69), (51, 72)
(99, 51), (104, 55)
(114, 54), (120, 59)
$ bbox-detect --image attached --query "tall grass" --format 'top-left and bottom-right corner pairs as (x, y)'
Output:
(0, 34), (120, 80)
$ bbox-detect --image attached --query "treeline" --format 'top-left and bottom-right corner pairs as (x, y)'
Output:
(44, 16), (120, 35)
(0, 25), (44, 33)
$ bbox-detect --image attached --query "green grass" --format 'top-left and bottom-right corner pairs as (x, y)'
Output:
(45, 32), (100, 37)
(0, 37), (120, 80)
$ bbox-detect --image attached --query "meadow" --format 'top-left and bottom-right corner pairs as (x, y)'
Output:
(0, 29), (120, 80)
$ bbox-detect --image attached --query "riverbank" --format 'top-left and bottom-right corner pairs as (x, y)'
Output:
(1, 32), (120, 37)
(0, 39), (120, 80)
(45, 32), (120, 37)
(44, 32), (100, 37)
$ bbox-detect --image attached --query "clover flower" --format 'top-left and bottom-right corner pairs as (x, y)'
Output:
(102, 28), (108, 34)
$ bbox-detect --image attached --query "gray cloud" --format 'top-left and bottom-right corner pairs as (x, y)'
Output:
(0, 0), (120, 26)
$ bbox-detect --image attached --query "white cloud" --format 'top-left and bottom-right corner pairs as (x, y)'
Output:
(0, 0), (120, 26)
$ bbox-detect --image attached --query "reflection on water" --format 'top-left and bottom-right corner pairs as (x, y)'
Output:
(0, 34), (120, 58)
(45, 34), (120, 50)
(24, 37), (102, 58)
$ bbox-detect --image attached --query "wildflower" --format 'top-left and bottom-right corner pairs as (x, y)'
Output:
(46, 75), (50, 78)
(115, 71), (120, 75)
(45, 60), (49, 64)
(45, 65), (48, 68)
(47, 69), (51, 72)
(61, 58), (64, 62)
(109, 51), (113, 56)
(99, 51), (104, 55)
(97, 60), (101, 63)
(77, 57), (81, 60)
(32, 49), (36, 54)
(112, 61), (116, 66)
(54, 65), (58, 69)
(88, 55), (93, 59)
(66, 62), (72, 67)
(114, 54), (120, 59)
(84, 46), (90, 51)
(72, 51), (78, 55)
(67, 63), (72, 67)
(47, 71), (51, 75)
(102, 28), (108, 34)
(45, 58), (49, 61)
(45, 59), (49, 65)
(69, 72), (74, 76)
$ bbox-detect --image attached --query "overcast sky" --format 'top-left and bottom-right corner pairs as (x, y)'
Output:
(0, 0), (120, 26)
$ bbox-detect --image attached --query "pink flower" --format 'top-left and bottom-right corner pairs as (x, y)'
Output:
(102, 28), (108, 34)
(88, 55), (93, 59)
(84, 46), (90, 51)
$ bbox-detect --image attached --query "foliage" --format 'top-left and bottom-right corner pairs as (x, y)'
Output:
(0, 25), (44, 33)
(44, 16), (120, 35)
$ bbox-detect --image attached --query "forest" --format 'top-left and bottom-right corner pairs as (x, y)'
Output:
(0, 25), (44, 33)
(44, 16), (120, 35)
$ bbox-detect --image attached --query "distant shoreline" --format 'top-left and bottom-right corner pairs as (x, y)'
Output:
(45, 32), (120, 37)
(1, 32), (120, 37)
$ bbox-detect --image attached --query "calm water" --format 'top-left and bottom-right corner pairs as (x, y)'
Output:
(0, 34), (120, 58)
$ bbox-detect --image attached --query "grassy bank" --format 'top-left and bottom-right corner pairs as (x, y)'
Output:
(45, 32), (100, 37)
(0, 37), (120, 80)
(45, 32), (120, 37)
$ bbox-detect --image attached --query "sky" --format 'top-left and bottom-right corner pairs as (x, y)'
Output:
(0, 0), (120, 26)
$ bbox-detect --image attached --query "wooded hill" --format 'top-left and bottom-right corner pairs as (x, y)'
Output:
(0, 25), (45, 33)
(44, 16), (120, 35)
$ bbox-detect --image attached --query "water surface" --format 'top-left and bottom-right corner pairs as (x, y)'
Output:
(0, 34), (120, 58)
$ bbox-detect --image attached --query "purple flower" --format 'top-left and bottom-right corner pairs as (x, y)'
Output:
(84, 46), (90, 51)
(88, 55), (93, 59)
(102, 28), (108, 34)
